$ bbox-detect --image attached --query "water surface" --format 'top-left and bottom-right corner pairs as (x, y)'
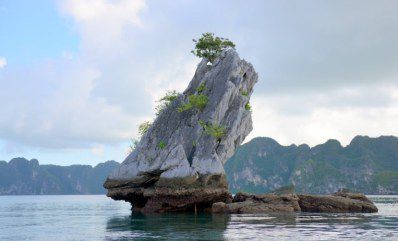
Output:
(0, 195), (397, 240)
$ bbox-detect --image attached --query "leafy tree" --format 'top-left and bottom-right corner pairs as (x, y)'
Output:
(191, 32), (235, 63)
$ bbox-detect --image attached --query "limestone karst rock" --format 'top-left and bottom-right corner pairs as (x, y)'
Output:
(104, 50), (258, 212)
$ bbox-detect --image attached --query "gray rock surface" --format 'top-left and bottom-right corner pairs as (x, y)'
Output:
(212, 192), (301, 213)
(212, 191), (378, 214)
(298, 190), (378, 213)
(104, 50), (258, 212)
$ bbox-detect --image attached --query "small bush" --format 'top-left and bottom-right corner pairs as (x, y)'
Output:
(196, 82), (207, 94)
(138, 121), (152, 136)
(157, 141), (167, 149)
(178, 94), (209, 112)
(178, 82), (209, 112)
(155, 90), (180, 116)
(241, 91), (249, 97)
(191, 32), (235, 63)
(245, 102), (252, 111)
(199, 121), (226, 142)
(198, 120), (206, 128)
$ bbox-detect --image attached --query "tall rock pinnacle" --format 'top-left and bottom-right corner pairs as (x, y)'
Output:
(104, 50), (258, 212)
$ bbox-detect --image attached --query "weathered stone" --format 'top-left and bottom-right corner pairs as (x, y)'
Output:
(212, 202), (228, 213)
(104, 50), (258, 212)
(298, 192), (378, 213)
(212, 191), (378, 214)
(333, 189), (374, 204)
(212, 192), (301, 214)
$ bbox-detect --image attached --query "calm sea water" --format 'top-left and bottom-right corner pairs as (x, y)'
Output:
(0, 195), (397, 241)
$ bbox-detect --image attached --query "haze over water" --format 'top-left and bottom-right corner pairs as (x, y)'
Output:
(0, 195), (397, 241)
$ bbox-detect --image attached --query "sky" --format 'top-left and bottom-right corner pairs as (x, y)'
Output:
(0, 0), (397, 166)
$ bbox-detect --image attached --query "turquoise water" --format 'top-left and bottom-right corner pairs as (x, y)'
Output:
(0, 195), (397, 240)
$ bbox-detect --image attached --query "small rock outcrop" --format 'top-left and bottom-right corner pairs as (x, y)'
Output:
(212, 192), (301, 213)
(104, 50), (258, 212)
(298, 190), (378, 213)
(212, 190), (378, 214)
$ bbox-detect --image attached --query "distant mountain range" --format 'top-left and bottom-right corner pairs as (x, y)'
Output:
(225, 135), (398, 195)
(1, 135), (397, 195)
(0, 158), (119, 195)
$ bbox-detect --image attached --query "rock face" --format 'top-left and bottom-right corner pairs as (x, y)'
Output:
(298, 190), (378, 213)
(104, 50), (258, 212)
(212, 190), (378, 214)
(212, 192), (301, 213)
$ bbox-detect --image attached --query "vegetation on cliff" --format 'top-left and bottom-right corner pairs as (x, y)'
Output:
(191, 32), (235, 63)
(225, 135), (398, 195)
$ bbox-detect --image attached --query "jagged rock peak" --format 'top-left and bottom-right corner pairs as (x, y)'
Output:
(104, 49), (258, 212)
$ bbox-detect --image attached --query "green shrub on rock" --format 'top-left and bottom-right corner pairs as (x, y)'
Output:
(178, 82), (209, 112)
(138, 121), (152, 136)
(199, 120), (226, 142)
(157, 141), (167, 149)
(155, 90), (180, 116)
(178, 94), (209, 112)
(191, 32), (235, 63)
(196, 82), (207, 94)
(245, 102), (251, 111)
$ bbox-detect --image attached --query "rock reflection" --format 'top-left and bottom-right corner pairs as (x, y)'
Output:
(106, 213), (229, 241)
(106, 211), (398, 240)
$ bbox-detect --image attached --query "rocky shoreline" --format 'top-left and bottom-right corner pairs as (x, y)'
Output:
(212, 190), (378, 214)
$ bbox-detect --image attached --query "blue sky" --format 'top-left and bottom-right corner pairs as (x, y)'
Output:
(0, 0), (397, 166)
(0, 0), (78, 64)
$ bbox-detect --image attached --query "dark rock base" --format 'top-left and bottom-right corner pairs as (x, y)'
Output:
(104, 174), (232, 213)
(108, 187), (232, 213)
(212, 191), (378, 214)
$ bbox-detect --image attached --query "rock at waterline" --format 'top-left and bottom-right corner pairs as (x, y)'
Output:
(104, 50), (258, 212)
(297, 189), (378, 213)
(212, 190), (378, 214)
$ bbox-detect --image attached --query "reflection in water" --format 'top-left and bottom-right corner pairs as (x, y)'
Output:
(106, 211), (398, 241)
(106, 213), (229, 241)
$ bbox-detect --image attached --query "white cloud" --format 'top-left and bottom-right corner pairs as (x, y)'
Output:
(0, 0), (150, 149)
(0, 57), (6, 69)
(249, 84), (398, 146)
(59, 0), (146, 57)
(0, 0), (205, 152)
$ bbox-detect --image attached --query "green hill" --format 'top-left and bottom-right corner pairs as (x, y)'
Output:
(0, 158), (119, 195)
(225, 135), (398, 194)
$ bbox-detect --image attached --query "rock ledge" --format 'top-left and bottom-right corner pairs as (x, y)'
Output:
(212, 190), (378, 214)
